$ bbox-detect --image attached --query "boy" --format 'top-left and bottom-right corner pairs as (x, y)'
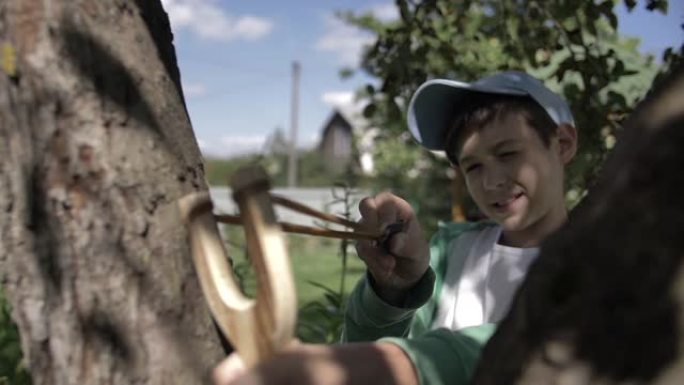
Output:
(214, 71), (578, 385)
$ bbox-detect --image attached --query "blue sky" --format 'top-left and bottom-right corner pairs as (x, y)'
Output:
(160, 0), (683, 158)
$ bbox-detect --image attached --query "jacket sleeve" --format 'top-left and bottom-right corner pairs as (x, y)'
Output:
(381, 324), (496, 385)
(341, 221), (488, 343)
(340, 269), (435, 342)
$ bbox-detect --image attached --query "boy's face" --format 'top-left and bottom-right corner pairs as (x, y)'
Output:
(455, 113), (574, 239)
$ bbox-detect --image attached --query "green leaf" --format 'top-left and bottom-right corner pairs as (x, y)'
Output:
(339, 68), (355, 79)
(607, 90), (628, 109)
(362, 102), (377, 119)
(646, 0), (668, 13)
(599, 1), (619, 30)
(623, 0), (637, 11)
(567, 28), (583, 45)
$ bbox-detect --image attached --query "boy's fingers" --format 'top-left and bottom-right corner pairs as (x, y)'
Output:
(376, 200), (399, 228)
(213, 354), (247, 385)
(356, 241), (393, 273)
(401, 219), (422, 249)
(375, 193), (415, 232)
(355, 240), (382, 264)
(394, 198), (416, 220)
(358, 196), (379, 227)
(387, 232), (407, 258)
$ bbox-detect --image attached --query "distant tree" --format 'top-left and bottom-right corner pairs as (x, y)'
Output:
(264, 127), (290, 156)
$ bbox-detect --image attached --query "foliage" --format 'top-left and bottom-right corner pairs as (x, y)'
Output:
(341, 0), (673, 224)
(296, 183), (362, 343)
(297, 281), (347, 343)
(203, 154), (268, 187)
(652, 44), (684, 93)
(0, 289), (31, 385)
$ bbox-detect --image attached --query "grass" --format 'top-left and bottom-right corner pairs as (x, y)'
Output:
(290, 237), (366, 303)
(225, 229), (366, 303)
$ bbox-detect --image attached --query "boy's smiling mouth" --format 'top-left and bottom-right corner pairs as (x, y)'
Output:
(492, 192), (524, 209)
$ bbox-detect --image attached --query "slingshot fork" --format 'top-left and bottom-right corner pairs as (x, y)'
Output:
(178, 165), (296, 368)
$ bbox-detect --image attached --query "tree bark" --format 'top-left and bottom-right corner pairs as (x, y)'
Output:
(0, 1), (226, 384)
(472, 64), (684, 384)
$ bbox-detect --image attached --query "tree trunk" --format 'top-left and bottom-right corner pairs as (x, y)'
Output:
(472, 64), (684, 384)
(0, 1), (226, 384)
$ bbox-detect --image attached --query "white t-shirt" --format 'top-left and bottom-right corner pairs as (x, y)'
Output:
(432, 225), (539, 330)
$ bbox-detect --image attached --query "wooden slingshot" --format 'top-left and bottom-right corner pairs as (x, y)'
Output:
(178, 165), (297, 367)
(178, 165), (404, 367)
(178, 165), (401, 368)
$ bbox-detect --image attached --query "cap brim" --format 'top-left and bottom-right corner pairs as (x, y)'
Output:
(407, 79), (525, 151)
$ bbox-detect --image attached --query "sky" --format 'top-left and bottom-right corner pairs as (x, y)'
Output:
(160, 0), (683, 158)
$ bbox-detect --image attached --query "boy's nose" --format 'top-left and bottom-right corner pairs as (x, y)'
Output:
(482, 167), (508, 191)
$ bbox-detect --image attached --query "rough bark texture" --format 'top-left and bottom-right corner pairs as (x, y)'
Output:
(0, 1), (226, 384)
(472, 65), (684, 384)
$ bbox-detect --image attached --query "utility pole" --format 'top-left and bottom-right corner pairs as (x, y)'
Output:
(288, 61), (300, 187)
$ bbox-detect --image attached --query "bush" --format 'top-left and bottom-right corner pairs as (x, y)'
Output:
(0, 289), (30, 385)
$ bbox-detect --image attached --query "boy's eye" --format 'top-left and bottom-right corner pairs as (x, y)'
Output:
(464, 163), (481, 174)
(498, 151), (518, 159)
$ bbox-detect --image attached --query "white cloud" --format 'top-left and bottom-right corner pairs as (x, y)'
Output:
(315, 3), (398, 65)
(303, 133), (320, 149)
(321, 91), (355, 107)
(161, 0), (273, 43)
(234, 16), (273, 40)
(370, 4), (399, 22)
(197, 134), (268, 158)
(183, 82), (207, 98)
(315, 16), (374, 65)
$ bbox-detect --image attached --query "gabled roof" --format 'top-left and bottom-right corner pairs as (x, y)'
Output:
(318, 104), (380, 175)
(320, 104), (372, 135)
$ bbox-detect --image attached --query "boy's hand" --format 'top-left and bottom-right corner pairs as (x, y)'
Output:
(212, 342), (417, 385)
(355, 192), (430, 306)
(213, 352), (248, 385)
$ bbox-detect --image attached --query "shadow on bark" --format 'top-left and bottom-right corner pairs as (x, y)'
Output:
(82, 310), (133, 362)
(60, 22), (165, 139)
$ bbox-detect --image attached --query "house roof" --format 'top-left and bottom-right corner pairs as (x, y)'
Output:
(320, 105), (371, 135)
(317, 104), (380, 175)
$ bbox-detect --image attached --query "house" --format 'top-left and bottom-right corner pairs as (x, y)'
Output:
(317, 107), (376, 174)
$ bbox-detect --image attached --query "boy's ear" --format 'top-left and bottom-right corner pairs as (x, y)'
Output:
(556, 123), (577, 164)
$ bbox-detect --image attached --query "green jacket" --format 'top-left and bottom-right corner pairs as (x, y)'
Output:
(342, 221), (497, 385)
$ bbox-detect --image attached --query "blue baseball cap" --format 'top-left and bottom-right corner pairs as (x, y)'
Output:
(407, 71), (575, 151)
